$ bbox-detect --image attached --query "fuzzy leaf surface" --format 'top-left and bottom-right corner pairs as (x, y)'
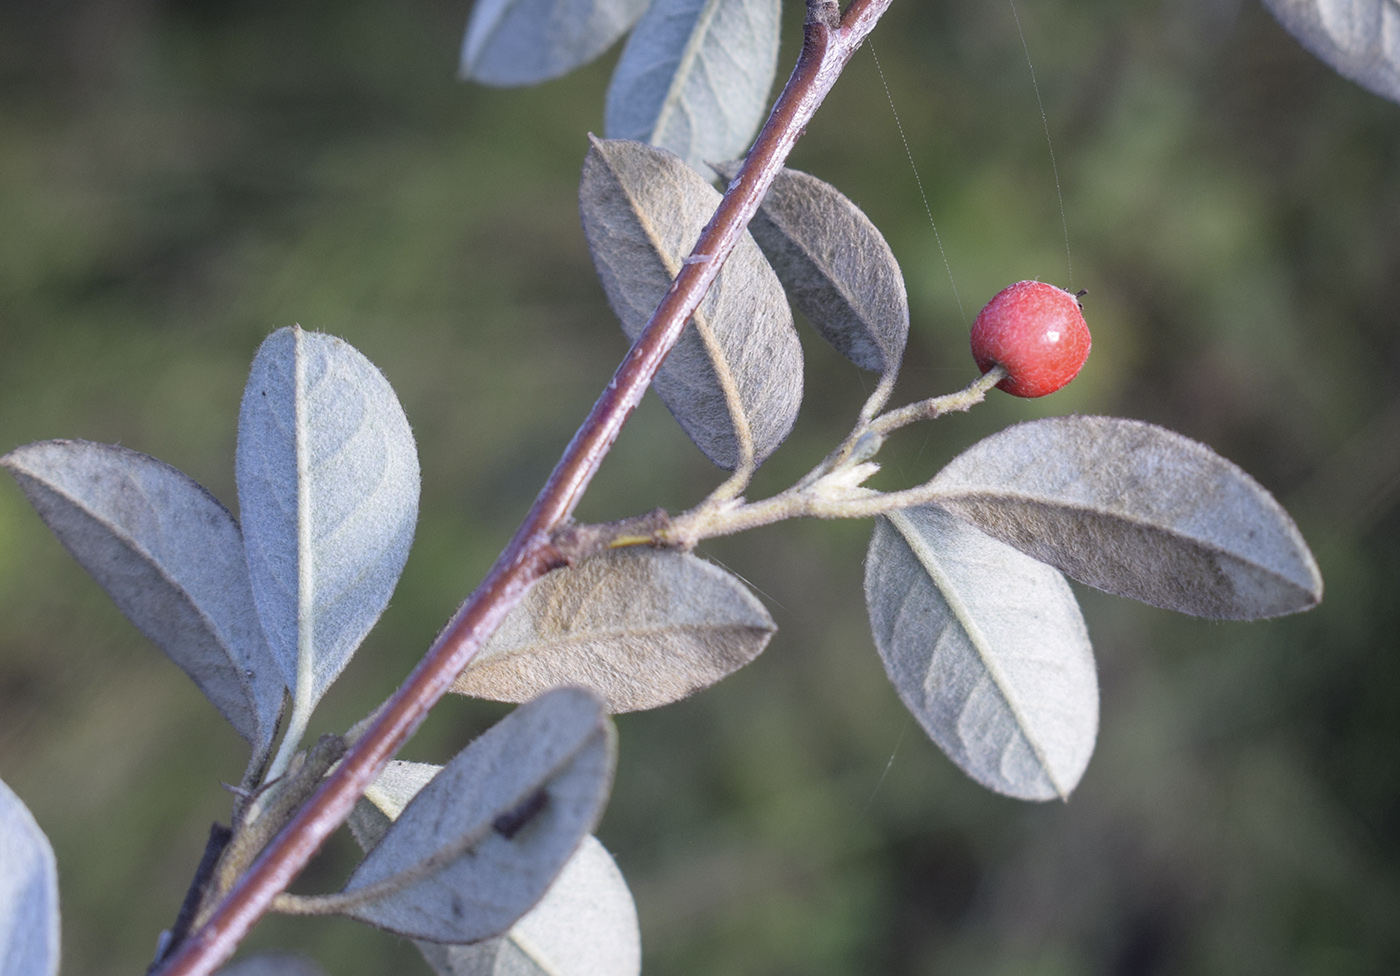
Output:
(452, 547), (775, 712)
(217, 955), (328, 976)
(712, 162), (909, 374)
(352, 765), (639, 976)
(341, 688), (615, 944)
(1263, 0), (1400, 103)
(605, 0), (781, 171)
(1, 440), (283, 750)
(0, 777), (59, 976)
(929, 416), (1323, 619)
(866, 507), (1098, 800)
(348, 761), (445, 848)
(417, 836), (640, 976)
(236, 326), (420, 723)
(461, 0), (651, 86)
(580, 137), (801, 470)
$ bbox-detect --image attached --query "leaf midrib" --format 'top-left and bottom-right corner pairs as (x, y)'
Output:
(887, 509), (1066, 798)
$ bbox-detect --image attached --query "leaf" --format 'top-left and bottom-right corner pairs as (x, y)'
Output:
(236, 326), (420, 729)
(928, 416), (1324, 620)
(0, 777), (59, 976)
(579, 137), (802, 470)
(865, 507), (1098, 801)
(418, 836), (640, 976)
(1, 440), (283, 752)
(605, 0), (782, 172)
(217, 955), (328, 976)
(341, 688), (616, 944)
(711, 162), (909, 375)
(452, 547), (775, 712)
(1262, 0), (1400, 104)
(461, 0), (651, 87)
(351, 764), (640, 976)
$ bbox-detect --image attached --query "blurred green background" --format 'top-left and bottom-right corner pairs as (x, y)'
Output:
(1, 0), (1397, 973)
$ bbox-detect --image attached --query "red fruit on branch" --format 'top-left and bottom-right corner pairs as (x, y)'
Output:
(971, 280), (1091, 398)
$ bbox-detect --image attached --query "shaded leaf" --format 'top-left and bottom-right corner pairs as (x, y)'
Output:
(341, 688), (615, 944)
(452, 547), (775, 712)
(865, 507), (1098, 801)
(348, 760), (444, 850)
(0, 777), (59, 976)
(605, 0), (781, 172)
(461, 0), (651, 87)
(580, 137), (801, 470)
(1262, 0), (1400, 104)
(352, 764), (639, 976)
(929, 416), (1323, 619)
(712, 162), (909, 374)
(236, 326), (420, 729)
(1, 440), (283, 751)
(217, 955), (328, 976)
(350, 767), (641, 974)
(419, 837), (640, 976)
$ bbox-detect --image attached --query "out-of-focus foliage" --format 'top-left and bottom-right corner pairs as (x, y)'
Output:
(0, 1), (1397, 974)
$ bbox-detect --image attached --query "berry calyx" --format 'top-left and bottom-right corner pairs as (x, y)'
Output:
(970, 280), (1091, 398)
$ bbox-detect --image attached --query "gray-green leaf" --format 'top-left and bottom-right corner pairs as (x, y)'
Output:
(929, 416), (1324, 620)
(1, 440), (283, 752)
(341, 688), (616, 945)
(712, 162), (909, 375)
(605, 0), (781, 172)
(866, 507), (1098, 801)
(348, 761), (443, 850)
(0, 777), (59, 976)
(236, 326), (420, 729)
(418, 836), (640, 976)
(461, 0), (651, 87)
(580, 137), (802, 470)
(1262, 0), (1400, 104)
(452, 547), (775, 712)
(351, 766), (639, 976)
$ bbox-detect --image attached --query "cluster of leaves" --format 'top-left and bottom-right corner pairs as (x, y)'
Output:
(9, 0), (1389, 973)
(0, 332), (634, 976)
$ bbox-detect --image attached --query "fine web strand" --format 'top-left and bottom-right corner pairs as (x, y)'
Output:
(860, 720), (911, 817)
(868, 42), (966, 324)
(1008, 0), (1073, 287)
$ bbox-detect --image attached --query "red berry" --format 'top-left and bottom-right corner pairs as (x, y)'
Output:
(970, 281), (1091, 398)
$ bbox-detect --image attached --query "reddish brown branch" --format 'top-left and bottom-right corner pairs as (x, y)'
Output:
(153, 2), (893, 973)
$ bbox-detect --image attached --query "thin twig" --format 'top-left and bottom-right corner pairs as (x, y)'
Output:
(152, 3), (896, 974)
